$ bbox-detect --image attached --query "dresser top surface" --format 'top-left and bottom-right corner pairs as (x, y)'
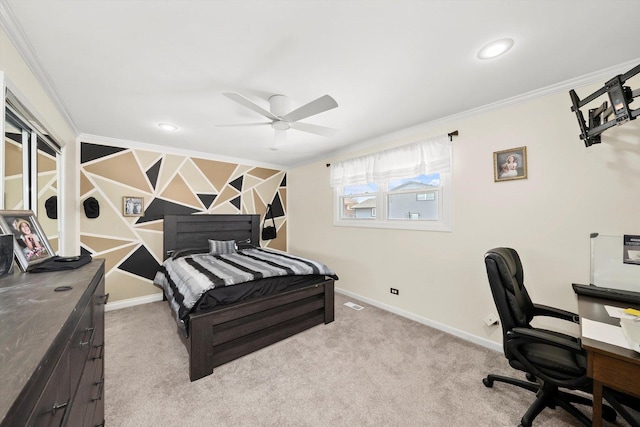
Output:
(0, 260), (104, 420)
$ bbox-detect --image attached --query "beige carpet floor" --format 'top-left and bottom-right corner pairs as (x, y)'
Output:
(104, 293), (633, 427)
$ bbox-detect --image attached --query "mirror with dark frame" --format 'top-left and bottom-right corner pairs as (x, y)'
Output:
(3, 113), (25, 210)
(3, 88), (61, 255)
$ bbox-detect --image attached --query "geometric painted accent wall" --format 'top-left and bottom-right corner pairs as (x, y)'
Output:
(80, 142), (287, 302)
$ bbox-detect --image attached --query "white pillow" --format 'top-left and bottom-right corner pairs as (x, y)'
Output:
(208, 239), (236, 255)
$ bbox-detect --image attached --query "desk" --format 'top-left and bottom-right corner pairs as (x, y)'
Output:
(577, 294), (640, 427)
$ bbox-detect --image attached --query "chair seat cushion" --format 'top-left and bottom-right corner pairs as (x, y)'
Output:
(512, 342), (587, 379)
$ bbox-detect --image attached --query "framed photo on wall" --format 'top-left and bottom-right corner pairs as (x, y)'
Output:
(494, 146), (528, 182)
(0, 210), (55, 271)
(123, 196), (145, 217)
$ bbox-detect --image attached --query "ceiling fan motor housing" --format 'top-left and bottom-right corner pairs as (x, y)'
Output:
(269, 94), (291, 117)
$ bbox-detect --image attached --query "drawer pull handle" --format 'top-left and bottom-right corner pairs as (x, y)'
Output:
(97, 293), (110, 305)
(51, 401), (68, 414)
(92, 343), (105, 360)
(92, 380), (104, 402)
(80, 327), (95, 347)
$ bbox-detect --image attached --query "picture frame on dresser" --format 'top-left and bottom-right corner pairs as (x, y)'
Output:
(0, 210), (54, 271)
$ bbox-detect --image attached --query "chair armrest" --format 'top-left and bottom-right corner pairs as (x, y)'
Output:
(508, 327), (584, 353)
(533, 303), (580, 324)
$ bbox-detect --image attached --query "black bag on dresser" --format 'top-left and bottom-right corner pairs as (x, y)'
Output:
(0, 234), (14, 277)
(261, 204), (277, 240)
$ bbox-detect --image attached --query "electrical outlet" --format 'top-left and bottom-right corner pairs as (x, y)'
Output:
(484, 313), (499, 326)
(390, 288), (399, 295)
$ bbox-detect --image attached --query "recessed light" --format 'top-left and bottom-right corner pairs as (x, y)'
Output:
(477, 38), (514, 60)
(158, 123), (178, 131)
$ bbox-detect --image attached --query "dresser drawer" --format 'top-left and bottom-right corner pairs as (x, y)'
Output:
(26, 349), (70, 427)
(66, 349), (103, 427)
(83, 369), (104, 427)
(68, 300), (94, 391)
(66, 277), (106, 426)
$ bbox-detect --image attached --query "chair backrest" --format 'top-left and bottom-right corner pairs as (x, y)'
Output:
(484, 248), (536, 347)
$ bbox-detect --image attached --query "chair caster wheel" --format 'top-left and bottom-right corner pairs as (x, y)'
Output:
(482, 377), (493, 388)
(526, 373), (536, 382)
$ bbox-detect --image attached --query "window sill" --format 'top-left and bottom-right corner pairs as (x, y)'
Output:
(333, 219), (452, 232)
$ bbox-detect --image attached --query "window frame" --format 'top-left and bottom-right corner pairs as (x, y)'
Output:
(333, 172), (452, 232)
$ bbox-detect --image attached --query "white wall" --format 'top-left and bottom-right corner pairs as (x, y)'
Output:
(288, 68), (640, 348)
(0, 26), (78, 255)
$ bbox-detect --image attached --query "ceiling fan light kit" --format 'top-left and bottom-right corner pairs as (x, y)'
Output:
(271, 120), (291, 131)
(219, 92), (339, 141)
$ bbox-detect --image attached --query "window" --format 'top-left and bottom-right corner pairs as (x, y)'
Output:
(387, 174), (440, 221)
(339, 182), (378, 219)
(331, 135), (452, 232)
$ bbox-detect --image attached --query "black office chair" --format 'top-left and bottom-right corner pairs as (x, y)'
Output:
(604, 383), (640, 426)
(483, 247), (617, 427)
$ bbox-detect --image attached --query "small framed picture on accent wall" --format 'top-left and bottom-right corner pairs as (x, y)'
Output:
(123, 196), (145, 217)
(493, 146), (527, 182)
(0, 210), (55, 271)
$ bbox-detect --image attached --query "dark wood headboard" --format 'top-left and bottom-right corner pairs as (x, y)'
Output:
(163, 214), (260, 258)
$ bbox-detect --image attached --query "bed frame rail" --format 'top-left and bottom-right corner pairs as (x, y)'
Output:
(187, 279), (334, 381)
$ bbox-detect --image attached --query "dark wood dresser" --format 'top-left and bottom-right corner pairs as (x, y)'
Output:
(0, 259), (107, 427)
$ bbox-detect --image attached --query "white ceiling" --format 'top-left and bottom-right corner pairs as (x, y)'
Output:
(2, 0), (640, 168)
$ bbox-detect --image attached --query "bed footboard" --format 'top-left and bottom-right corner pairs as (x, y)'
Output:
(187, 278), (335, 381)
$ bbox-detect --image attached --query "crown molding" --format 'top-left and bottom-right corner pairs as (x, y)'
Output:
(0, 0), (79, 136)
(78, 133), (288, 171)
(315, 57), (640, 166)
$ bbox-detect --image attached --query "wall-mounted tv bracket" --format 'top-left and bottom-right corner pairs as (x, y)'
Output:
(569, 63), (640, 147)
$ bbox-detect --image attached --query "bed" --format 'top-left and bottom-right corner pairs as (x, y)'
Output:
(154, 214), (337, 381)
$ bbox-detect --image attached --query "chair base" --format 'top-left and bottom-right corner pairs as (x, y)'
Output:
(483, 374), (616, 427)
(603, 389), (640, 427)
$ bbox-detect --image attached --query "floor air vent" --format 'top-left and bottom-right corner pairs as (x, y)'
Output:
(344, 302), (364, 311)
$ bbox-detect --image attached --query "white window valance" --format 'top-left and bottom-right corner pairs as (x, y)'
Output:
(329, 134), (451, 187)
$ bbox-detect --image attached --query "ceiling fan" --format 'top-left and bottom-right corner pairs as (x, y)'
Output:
(218, 93), (339, 149)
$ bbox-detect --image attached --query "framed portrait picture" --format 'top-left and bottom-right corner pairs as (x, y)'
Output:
(494, 146), (528, 182)
(123, 196), (144, 217)
(0, 210), (55, 271)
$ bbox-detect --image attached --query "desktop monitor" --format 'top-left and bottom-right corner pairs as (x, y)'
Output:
(573, 233), (640, 304)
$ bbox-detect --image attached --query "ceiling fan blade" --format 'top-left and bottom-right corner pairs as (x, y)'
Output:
(290, 122), (338, 137)
(281, 95), (338, 123)
(223, 93), (279, 121)
(215, 122), (271, 127)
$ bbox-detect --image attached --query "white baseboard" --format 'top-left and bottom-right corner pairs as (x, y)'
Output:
(105, 293), (164, 312)
(335, 287), (503, 353)
(105, 287), (503, 353)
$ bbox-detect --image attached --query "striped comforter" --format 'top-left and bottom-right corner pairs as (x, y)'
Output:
(154, 247), (338, 330)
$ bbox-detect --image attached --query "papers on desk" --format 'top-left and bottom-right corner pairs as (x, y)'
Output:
(604, 305), (640, 319)
(581, 318), (633, 350)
